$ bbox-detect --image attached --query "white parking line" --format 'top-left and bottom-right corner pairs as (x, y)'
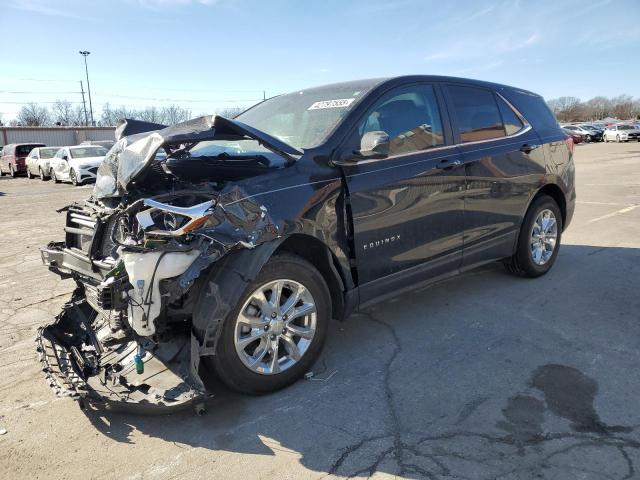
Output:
(587, 205), (639, 223)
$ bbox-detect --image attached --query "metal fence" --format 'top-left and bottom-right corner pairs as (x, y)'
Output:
(0, 126), (116, 148)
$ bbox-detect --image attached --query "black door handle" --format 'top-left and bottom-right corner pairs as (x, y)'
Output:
(520, 144), (539, 154)
(436, 158), (463, 170)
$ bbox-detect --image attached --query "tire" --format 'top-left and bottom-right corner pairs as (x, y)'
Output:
(50, 169), (60, 184)
(70, 169), (80, 186)
(505, 195), (563, 278)
(26, 167), (33, 179)
(207, 253), (331, 395)
(39, 168), (47, 181)
(9, 165), (16, 178)
(617, 135), (621, 143)
(585, 135), (591, 142)
(603, 134), (607, 143)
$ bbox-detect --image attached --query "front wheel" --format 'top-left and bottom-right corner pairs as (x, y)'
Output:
(70, 169), (80, 186)
(505, 195), (563, 278)
(617, 135), (621, 143)
(50, 169), (60, 184)
(585, 134), (591, 142)
(9, 165), (16, 178)
(26, 167), (33, 179)
(208, 253), (331, 395)
(39, 168), (47, 181)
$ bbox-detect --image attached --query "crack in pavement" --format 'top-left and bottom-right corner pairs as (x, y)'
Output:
(325, 312), (640, 479)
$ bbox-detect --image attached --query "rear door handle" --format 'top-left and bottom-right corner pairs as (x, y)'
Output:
(520, 144), (539, 154)
(436, 158), (463, 170)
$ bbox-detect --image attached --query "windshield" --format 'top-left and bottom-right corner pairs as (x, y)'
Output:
(40, 148), (59, 159)
(69, 146), (108, 158)
(234, 82), (377, 149)
(189, 139), (273, 158)
(618, 125), (635, 131)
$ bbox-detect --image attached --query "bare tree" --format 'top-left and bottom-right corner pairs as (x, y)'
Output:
(611, 94), (634, 120)
(547, 96), (582, 122)
(51, 100), (77, 126)
(16, 103), (51, 126)
(216, 107), (245, 118)
(160, 105), (191, 125)
(584, 96), (612, 120)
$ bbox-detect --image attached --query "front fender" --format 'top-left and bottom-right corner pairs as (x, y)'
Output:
(191, 238), (286, 356)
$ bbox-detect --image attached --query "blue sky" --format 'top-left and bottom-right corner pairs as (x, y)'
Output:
(0, 0), (638, 121)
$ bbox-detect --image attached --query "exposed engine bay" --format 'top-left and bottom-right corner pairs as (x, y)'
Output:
(37, 116), (296, 412)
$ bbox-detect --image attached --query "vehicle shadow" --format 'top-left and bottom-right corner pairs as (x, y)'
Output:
(83, 243), (640, 479)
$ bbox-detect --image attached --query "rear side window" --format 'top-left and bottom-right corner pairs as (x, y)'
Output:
(448, 85), (505, 142)
(496, 96), (525, 135)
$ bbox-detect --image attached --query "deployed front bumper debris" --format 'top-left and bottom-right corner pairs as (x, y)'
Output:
(36, 290), (205, 413)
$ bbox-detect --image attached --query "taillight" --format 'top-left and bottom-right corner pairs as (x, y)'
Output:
(564, 135), (574, 154)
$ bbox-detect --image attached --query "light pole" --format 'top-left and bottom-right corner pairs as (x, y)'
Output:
(79, 50), (94, 126)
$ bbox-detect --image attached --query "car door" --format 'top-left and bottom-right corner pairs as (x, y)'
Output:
(442, 83), (547, 269)
(335, 82), (465, 304)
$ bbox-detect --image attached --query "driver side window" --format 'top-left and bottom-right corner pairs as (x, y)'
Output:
(358, 84), (445, 156)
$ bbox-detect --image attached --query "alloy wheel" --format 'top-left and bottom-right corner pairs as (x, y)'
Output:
(234, 279), (317, 375)
(70, 169), (78, 186)
(530, 209), (558, 266)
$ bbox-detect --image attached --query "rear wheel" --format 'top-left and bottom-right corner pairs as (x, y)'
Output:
(26, 167), (33, 179)
(505, 195), (563, 278)
(9, 165), (16, 178)
(208, 253), (331, 395)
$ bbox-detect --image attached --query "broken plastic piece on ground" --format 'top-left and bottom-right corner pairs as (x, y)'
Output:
(36, 292), (205, 414)
(0, 428), (7, 435)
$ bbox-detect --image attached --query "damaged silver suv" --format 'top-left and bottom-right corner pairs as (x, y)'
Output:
(38, 76), (575, 412)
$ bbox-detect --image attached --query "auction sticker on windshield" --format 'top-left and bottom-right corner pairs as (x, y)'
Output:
(308, 98), (355, 110)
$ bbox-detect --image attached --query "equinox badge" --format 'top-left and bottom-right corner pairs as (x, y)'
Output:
(363, 234), (401, 251)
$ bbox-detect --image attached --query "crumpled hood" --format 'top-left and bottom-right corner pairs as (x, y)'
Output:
(94, 115), (303, 199)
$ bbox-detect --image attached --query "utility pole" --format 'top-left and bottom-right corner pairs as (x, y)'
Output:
(79, 80), (89, 126)
(263, 90), (266, 101)
(79, 51), (94, 126)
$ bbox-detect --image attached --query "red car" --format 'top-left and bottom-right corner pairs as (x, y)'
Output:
(562, 128), (583, 144)
(0, 143), (46, 177)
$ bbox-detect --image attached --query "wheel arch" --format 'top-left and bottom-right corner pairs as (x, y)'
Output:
(274, 233), (349, 322)
(532, 183), (567, 230)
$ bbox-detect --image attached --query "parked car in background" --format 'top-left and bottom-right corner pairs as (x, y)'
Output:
(562, 125), (597, 142)
(0, 143), (46, 177)
(603, 124), (640, 142)
(80, 140), (115, 149)
(562, 127), (584, 144)
(579, 124), (604, 142)
(25, 146), (62, 180)
(49, 145), (109, 185)
(38, 75), (576, 410)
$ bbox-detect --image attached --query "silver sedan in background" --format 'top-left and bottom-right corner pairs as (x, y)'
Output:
(25, 146), (62, 181)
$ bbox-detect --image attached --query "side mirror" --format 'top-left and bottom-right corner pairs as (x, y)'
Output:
(355, 131), (390, 159)
(62, 155), (68, 161)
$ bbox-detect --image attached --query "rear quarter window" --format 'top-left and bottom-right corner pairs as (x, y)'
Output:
(501, 89), (560, 138)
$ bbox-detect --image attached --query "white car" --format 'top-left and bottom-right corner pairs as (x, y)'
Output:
(49, 145), (109, 186)
(603, 125), (640, 143)
(25, 146), (62, 181)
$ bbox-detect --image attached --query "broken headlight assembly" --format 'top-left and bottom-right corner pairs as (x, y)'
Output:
(135, 199), (215, 237)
